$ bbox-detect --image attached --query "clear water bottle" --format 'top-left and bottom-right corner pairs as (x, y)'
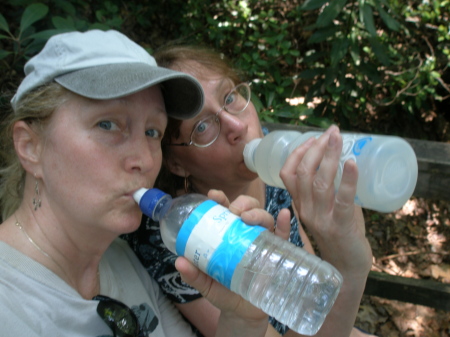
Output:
(134, 187), (343, 336)
(243, 130), (418, 213)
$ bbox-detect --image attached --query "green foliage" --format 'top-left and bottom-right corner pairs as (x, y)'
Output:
(148, 0), (449, 137)
(0, 0), (130, 101)
(0, 0), (448, 140)
(166, 1), (316, 125)
(292, 0), (450, 137)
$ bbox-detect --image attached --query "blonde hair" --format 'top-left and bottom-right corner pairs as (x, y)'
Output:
(0, 82), (69, 220)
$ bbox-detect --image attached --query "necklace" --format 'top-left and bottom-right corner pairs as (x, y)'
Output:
(14, 214), (51, 259)
(13, 213), (73, 282)
(13, 213), (101, 296)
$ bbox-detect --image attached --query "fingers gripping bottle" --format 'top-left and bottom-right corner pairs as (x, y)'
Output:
(243, 130), (418, 213)
(134, 188), (343, 336)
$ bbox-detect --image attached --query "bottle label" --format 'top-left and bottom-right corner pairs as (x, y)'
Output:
(342, 135), (372, 162)
(176, 200), (266, 289)
(333, 134), (372, 191)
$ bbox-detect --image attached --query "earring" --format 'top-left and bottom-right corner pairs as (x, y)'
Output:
(32, 175), (41, 211)
(184, 174), (191, 194)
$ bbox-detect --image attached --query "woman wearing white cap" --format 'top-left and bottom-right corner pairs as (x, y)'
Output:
(0, 30), (281, 337)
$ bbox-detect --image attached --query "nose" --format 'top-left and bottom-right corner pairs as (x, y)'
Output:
(219, 111), (247, 145)
(124, 135), (158, 174)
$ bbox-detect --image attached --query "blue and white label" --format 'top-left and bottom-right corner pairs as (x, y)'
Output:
(352, 136), (372, 156)
(176, 200), (266, 289)
(333, 135), (372, 188)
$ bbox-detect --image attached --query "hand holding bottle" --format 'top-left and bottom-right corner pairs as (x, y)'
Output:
(280, 126), (373, 337)
(281, 125), (372, 277)
(207, 189), (292, 241)
(175, 190), (272, 337)
(244, 126), (418, 213)
(135, 187), (343, 335)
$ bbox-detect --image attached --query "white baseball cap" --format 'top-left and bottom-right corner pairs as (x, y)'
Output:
(11, 29), (204, 119)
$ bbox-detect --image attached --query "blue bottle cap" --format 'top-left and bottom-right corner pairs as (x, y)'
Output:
(137, 188), (168, 219)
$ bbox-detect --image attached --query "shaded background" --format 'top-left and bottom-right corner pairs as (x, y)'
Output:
(1, 1), (449, 335)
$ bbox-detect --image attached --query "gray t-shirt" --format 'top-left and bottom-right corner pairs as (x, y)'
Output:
(0, 239), (195, 337)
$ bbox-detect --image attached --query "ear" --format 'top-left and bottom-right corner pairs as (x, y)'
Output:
(165, 154), (190, 178)
(13, 121), (43, 175)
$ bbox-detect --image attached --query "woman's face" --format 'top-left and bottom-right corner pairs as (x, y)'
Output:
(37, 86), (167, 236)
(167, 64), (264, 192)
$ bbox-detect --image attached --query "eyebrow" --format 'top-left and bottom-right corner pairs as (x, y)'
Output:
(215, 78), (234, 94)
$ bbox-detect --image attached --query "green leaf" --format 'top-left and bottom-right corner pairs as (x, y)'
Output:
(88, 23), (110, 30)
(430, 71), (441, 79)
(0, 13), (10, 34)
(300, 107), (315, 116)
(0, 33), (10, 40)
(280, 40), (291, 50)
(251, 91), (265, 113)
(95, 10), (105, 22)
(266, 91), (276, 107)
(330, 37), (350, 66)
(53, 0), (77, 16)
(349, 40), (360, 65)
(307, 26), (340, 44)
(299, 68), (323, 79)
(258, 111), (276, 123)
(271, 107), (299, 118)
(303, 50), (327, 63)
(305, 81), (323, 102)
(52, 16), (76, 30)
(28, 28), (72, 41)
(0, 50), (11, 60)
(305, 115), (334, 128)
(377, 5), (401, 31)
(359, 62), (382, 84)
(20, 3), (49, 35)
(362, 4), (377, 36)
(300, 0), (329, 11)
(324, 66), (337, 87)
(316, 0), (348, 28)
(368, 37), (391, 66)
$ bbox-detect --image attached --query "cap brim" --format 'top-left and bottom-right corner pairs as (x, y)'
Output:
(54, 63), (203, 120)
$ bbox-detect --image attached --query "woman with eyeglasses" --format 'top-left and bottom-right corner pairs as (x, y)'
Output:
(0, 30), (288, 337)
(124, 45), (375, 337)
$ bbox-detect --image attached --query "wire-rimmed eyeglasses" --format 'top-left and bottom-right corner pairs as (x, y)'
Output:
(166, 82), (251, 148)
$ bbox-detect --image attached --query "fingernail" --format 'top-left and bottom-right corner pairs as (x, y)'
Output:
(328, 132), (337, 147)
(304, 137), (315, 147)
(324, 125), (334, 135)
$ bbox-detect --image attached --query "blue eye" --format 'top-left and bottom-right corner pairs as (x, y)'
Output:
(98, 121), (119, 130)
(225, 92), (236, 106)
(195, 121), (209, 134)
(145, 129), (161, 138)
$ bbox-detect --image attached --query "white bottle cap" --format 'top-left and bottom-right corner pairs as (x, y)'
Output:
(133, 187), (148, 204)
(243, 138), (262, 173)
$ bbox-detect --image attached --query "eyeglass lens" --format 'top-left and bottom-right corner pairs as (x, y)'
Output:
(224, 83), (250, 114)
(191, 115), (220, 147)
(94, 295), (140, 337)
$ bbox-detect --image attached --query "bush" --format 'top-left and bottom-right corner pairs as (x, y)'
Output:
(1, 0), (448, 140)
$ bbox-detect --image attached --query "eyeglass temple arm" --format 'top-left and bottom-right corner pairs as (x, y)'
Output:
(165, 142), (190, 147)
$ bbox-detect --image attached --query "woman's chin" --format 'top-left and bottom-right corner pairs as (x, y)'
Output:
(112, 212), (142, 235)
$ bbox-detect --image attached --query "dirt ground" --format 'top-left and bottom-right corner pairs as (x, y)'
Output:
(354, 197), (450, 336)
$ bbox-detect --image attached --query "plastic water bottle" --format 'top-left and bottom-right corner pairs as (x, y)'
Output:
(243, 130), (418, 213)
(134, 187), (343, 336)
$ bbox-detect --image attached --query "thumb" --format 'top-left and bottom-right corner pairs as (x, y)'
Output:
(275, 208), (291, 240)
